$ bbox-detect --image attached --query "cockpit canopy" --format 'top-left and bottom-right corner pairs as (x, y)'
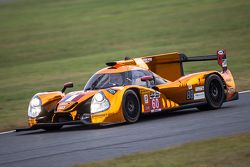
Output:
(84, 67), (167, 91)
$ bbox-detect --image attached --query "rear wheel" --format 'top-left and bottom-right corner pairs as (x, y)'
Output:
(197, 74), (225, 111)
(122, 90), (141, 123)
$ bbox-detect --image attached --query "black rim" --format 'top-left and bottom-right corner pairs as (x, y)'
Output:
(125, 94), (139, 120)
(209, 79), (223, 104)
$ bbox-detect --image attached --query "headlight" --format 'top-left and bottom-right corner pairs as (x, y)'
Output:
(90, 92), (110, 114)
(28, 96), (42, 118)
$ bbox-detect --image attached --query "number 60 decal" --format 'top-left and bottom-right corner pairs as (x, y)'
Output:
(152, 98), (160, 109)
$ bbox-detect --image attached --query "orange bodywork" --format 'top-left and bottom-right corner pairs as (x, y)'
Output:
(28, 91), (64, 127)
(26, 51), (238, 128)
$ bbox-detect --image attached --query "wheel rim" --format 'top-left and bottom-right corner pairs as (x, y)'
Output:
(209, 79), (222, 103)
(125, 94), (139, 120)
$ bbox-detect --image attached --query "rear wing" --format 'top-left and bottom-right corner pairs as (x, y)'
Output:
(180, 50), (227, 71)
(106, 50), (227, 81)
(142, 50), (227, 81)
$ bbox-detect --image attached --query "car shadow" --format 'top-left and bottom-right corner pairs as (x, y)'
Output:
(16, 106), (231, 136)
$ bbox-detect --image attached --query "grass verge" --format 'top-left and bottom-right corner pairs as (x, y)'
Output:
(74, 133), (250, 167)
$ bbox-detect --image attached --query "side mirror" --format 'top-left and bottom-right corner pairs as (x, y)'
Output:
(141, 76), (153, 82)
(61, 82), (74, 93)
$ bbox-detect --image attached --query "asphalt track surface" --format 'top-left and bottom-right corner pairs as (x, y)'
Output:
(0, 92), (250, 167)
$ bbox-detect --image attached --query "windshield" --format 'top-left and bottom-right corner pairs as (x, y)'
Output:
(84, 70), (167, 91)
(84, 72), (130, 90)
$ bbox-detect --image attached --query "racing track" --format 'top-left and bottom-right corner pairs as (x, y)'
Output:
(0, 92), (250, 167)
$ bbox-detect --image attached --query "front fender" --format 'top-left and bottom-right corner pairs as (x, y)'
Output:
(90, 87), (126, 124)
(28, 91), (64, 127)
(90, 85), (159, 124)
(37, 91), (65, 112)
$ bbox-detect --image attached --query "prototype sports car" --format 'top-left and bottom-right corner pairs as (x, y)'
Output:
(17, 49), (238, 131)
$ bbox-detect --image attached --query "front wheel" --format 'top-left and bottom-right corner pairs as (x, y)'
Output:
(122, 90), (141, 123)
(197, 74), (225, 111)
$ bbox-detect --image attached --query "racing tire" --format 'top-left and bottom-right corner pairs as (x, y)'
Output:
(122, 90), (141, 123)
(197, 74), (225, 111)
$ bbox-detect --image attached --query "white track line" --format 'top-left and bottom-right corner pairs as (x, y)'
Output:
(0, 90), (249, 135)
(0, 130), (15, 135)
(239, 90), (250, 94)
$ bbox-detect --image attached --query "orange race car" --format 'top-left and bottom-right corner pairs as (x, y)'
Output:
(16, 49), (238, 131)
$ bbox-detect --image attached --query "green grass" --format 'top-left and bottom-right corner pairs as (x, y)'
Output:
(0, 0), (250, 130)
(74, 133), (250, 167)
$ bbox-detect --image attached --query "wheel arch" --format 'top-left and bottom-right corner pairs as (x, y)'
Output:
(122, 87), (142, 123)
(205, 72), (227, 91)
(127, 87), (142, 104)
(201, 72), (226, 110)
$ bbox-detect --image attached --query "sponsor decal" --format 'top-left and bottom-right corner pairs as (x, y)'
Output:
(144, 94), (149, 104)
(150, 92), (162, 112)
(188, 84), (193, 90)
(142, 58), (153, 63)
(151, 108), (161, 113)
(195, 86), (204, 92)
(194, 92), (205, 100)
(143, 91), (162, 113)
(106, 88), (117, 95)
(222, 59), (227, 68)
(150, 91), (160, 99)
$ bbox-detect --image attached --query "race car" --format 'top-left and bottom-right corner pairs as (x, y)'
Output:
(17, 49), (238, 131)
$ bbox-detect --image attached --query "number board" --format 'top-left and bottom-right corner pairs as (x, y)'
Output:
(143, 91), (162, 113)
